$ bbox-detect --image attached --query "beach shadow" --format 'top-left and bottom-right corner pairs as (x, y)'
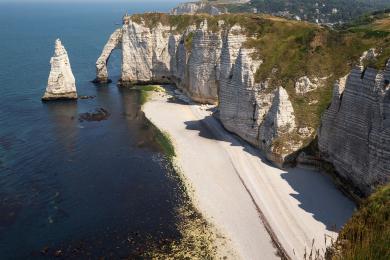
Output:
(185, 115), (222, 141)
(183, 114), (355, 231)
(184, 114), (276, 165)
(280, 168), (355, 231)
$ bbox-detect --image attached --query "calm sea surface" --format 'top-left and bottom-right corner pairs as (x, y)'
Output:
(0, 2), (187, 258)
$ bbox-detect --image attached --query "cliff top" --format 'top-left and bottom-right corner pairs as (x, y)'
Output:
(126, 12), (389, 132)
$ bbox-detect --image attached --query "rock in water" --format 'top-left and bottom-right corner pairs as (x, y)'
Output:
(42, 39), (77, 101)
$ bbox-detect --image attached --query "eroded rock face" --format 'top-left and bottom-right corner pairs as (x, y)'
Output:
(120, 20), (174, 84)
(219, 45), (298, 164)
(187, 20), (222, 103)
(97, 17), (224, 103)
(97, 16), (299, 163)
(295, 76), (319, 94)
(318, 61), (390, 196)
(42, 39), (77, 101)
(95, 29), (123, 83)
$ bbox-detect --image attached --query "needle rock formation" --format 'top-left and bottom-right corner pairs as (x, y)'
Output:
(42, 39), (77, 101)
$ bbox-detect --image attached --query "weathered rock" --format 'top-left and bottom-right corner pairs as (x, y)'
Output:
(358, 48), (378, 69)
(78, 95), (96, 100)
(95, 29), (123, 83)
(258, 87), (297, 164)
(42, 39), (77, 101)
(220, 47), (268, 146)
(96, 16), (301, 163)
(98, 16), (223, 104)
(318, 60), (390, 196)
(295, 76), (319, 94)
(219, 44), (297, 164)
(79, 108), (110, 122)
(186, 20), (222, 103)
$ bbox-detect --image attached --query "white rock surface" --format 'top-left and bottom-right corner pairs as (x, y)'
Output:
(186, 20), (222, 103)
(95, 28), (123, 83)
(42, 39), (77, 101)
(318, 60), (390, 196)
(96, 16), (299, 162)
(295, 76), (319, 94)
(358, 48), (378, 69)
(259, 87), (296, 142)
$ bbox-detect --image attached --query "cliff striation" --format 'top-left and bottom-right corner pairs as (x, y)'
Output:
(95, 15), (304, 163)
(95, 13), (390, 172)
(318, 61), (390, 196)
(42, 39), (77, 101)
(95, 29), (123, 84)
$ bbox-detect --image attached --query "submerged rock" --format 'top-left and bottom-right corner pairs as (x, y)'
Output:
(42, 39), (77, 101)
(78, 95), (96, 100)
(79, 108), (110, 122)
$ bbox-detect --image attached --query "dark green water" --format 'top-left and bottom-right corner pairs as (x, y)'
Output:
(0, 2), (188, 259)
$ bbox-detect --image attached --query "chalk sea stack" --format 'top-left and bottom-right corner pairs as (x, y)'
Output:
(42, 39), (78, 101)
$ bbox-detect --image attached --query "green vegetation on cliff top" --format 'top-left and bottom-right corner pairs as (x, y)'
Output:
(130, 12), (389, 132)
(246, 13), (389, 130)
(328, 184), (390, 260)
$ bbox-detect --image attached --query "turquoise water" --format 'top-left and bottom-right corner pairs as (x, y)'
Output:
(0, 2), (187, 258)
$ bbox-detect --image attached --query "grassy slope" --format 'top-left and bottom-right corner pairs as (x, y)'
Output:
(328, 184), (390, 260)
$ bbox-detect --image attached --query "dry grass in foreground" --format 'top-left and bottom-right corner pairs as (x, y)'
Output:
(327, 184), (390, 260)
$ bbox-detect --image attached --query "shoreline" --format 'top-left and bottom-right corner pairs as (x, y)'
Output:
(142, 86), (356, 259)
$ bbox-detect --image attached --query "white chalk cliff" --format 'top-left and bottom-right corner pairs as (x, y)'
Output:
(42, 39), (77, 101)
(95, 16), (301, 163)
(96, 15), (390, 189)
(95, 29), (123, 83)
(318, 61), (390, 196)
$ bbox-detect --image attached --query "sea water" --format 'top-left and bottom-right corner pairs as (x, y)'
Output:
(0, 2), (187, 258)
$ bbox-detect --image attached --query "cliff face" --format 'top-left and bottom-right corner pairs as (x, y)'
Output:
(42, 39), (77, 101)
(95, 16), (301, 163)
(318, 61), (390, 196)
(95, 29), (122, 83)
(95, 16), (225, 103)
(95, 14), (390, 178)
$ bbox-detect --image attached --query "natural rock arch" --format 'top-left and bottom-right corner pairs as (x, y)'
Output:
(94, 28), (123, 83)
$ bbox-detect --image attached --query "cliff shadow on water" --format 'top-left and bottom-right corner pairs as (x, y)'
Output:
(183, 111), (355, 232)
